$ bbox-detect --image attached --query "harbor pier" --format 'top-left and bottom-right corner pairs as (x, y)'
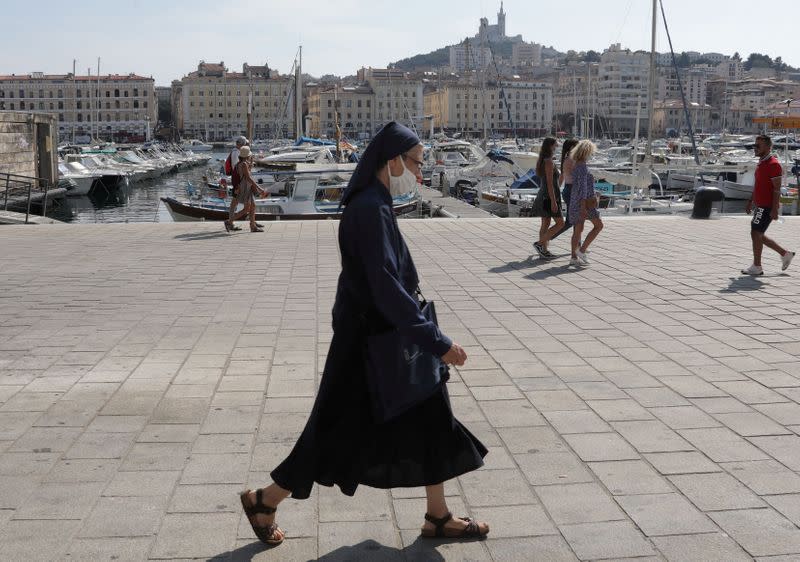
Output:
(2, 216), (800, 560)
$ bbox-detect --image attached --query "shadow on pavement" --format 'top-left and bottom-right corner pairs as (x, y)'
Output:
(525, 264), (583, 280)
(720, 275), (767, 293)
(173, 231), (232, 241)
(228, 537), (469, 561)
(489, 255), (570, 274)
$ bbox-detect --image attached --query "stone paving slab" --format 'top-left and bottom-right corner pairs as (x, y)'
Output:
(1, 216), (800, 560)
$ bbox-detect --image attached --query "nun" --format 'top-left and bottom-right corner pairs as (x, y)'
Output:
(240, 122), (489, 546)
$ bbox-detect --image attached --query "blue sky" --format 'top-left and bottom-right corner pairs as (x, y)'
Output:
(0, 0), (795, 85)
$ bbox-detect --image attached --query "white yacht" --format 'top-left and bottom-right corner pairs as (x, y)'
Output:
(180, 139), (213, 152)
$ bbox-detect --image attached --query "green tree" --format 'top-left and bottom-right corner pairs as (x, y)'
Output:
(745, 53), (773, 70)
(676, 52), (691, 67)
(583, 50), (601, 63)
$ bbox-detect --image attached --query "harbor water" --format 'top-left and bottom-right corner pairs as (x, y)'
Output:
(50, 152), (228, 224)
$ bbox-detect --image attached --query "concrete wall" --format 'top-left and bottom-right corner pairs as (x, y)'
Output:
(0, 111), (58, 184)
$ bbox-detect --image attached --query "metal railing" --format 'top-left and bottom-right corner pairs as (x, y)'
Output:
(1, 172), (52, 224)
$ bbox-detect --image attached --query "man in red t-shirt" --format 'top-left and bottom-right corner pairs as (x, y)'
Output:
(742, 135), (795, 275)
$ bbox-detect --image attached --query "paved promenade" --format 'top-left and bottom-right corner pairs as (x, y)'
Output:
(2, 216), (800, 561)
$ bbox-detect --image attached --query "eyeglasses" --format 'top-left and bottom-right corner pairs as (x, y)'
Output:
(402, 153), (424, 170)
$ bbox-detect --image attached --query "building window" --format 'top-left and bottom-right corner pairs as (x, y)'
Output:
(76, 89), (82, 98)
(124, 90), (129, 97)
(106, 91), (110, 97)
(58, 101), (64, 109)
(114, 89), (120, 97)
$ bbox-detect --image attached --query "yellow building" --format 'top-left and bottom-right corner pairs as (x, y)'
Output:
(172, 61), (294, 141)
(424, 80), (553, 136)
(307, 84), (374, 139)
(0, 71), (156, 143)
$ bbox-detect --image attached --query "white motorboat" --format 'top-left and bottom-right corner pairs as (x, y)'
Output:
(180, 139), (214, 152)
(58, 160), (96, 196)
(64, 154), (128, 192)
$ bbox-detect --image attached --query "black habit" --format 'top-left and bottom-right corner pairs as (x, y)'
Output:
(270, 123), (487, 499)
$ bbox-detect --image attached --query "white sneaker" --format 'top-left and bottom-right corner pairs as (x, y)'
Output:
(576, 249), (589, 264)
(741, 264), (764, 275)
(569, 257), (582, 266)
(782, 251), (795, 271)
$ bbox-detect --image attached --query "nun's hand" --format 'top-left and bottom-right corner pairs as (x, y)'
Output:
(442, 343), (467, 367)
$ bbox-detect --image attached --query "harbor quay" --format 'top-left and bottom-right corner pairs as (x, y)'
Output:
(2, 216), (800, 561)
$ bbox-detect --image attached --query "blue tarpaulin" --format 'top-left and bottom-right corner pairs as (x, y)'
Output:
(294, 136), (336, 146)
(511, 168), (540, 189)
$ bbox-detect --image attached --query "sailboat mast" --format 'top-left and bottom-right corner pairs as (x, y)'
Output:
(96, 57), (100, 141)
(295, 46), (302, 139)
(644, 0), (657, 159)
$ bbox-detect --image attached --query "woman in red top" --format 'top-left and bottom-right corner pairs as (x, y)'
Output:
(742, 135), (794, 275)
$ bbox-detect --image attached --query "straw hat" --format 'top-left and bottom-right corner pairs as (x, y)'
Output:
(239, 146), (252, 159)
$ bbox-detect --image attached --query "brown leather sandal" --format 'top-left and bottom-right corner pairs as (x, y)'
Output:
(240, 489), (284, 546)
(420, 511), (489, 539)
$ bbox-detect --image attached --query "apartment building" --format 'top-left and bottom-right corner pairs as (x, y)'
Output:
(707, 78), (800, 132)
(657, 67), (709, 106)
(357, 68), (424, 131)
(553, 63), (599, 135)
(596, 44), (650, 135)
(306, 84), (375, 139)
(449, 44), (493, 73)
(650, 99), (717, 136)
(0, 71), (156, 143)
(511, 42), (542, 69)
(424, 80), (553, 136)
(172, 61), (295, 141)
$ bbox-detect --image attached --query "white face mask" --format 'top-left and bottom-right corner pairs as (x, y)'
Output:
(387, 157), (418, 196)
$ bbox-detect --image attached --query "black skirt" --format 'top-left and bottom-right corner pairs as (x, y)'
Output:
(270, 325), (488, 499)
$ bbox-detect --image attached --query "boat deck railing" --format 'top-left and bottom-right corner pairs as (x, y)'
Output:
(1, 172), (54, 224)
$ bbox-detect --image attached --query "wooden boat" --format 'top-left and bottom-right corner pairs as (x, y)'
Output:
(161, 176), (418, 222)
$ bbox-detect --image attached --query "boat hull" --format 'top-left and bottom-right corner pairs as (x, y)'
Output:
(717, 181), (753, 200)
(161, 197), (418, 222)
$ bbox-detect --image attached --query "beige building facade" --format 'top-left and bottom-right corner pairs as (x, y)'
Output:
(0, 72), (156, 143)
(172, 61), (295, 141)
(357, 68), (424, 132)
(307, 84), (375, 139)
(596, 44), (651, 136)
(424, 81), (553, 136)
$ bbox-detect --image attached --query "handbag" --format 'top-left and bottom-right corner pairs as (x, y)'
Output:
(363, 288), (450, 423)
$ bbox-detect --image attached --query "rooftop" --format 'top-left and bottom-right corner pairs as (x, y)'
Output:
(0, 73), (152, 82)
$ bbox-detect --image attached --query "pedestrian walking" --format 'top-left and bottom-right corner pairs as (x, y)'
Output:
(533, 137), (564, 258)
(549, 138), (580, 242)
(224, 136), (248, 232)
(239, 122), (489, 547)
(741, 134), (794, 275)
(569, 140), (603, 266)
(232, 146), (266, 232)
